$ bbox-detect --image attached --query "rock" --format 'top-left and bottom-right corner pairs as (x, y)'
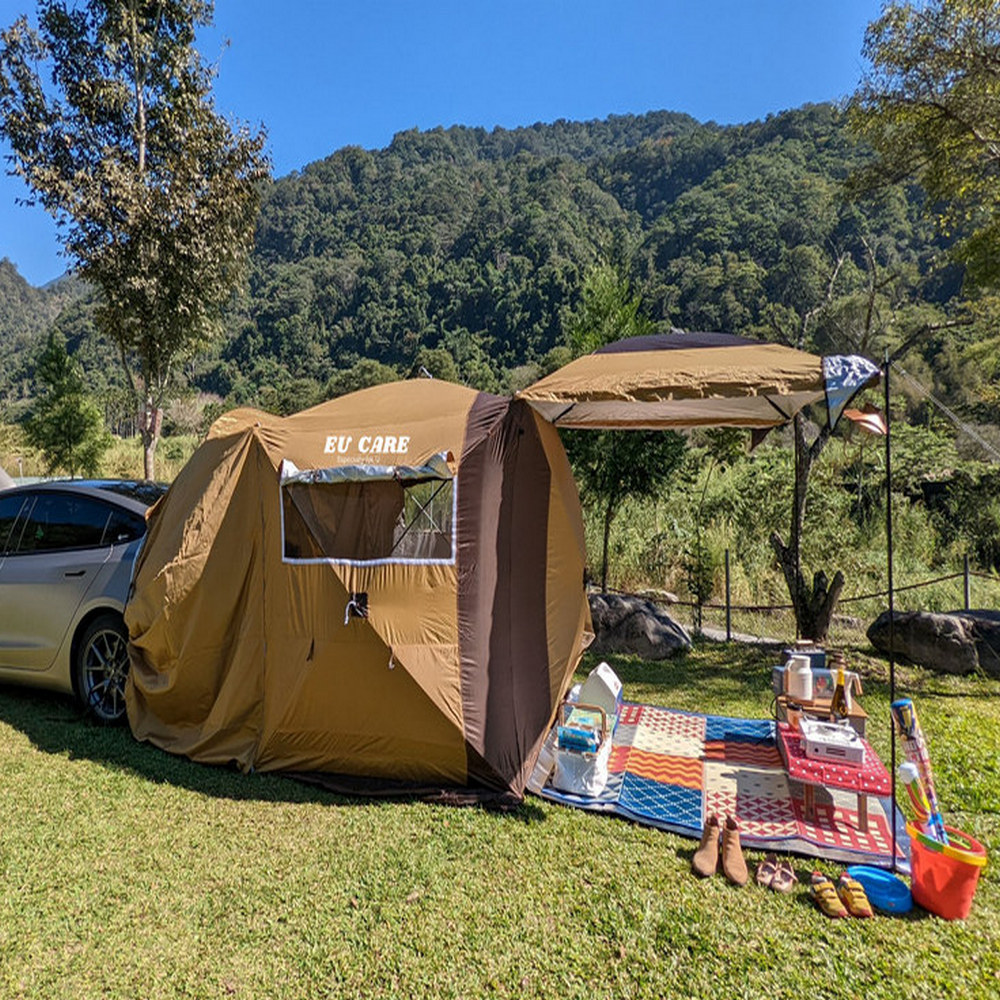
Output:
(867, 609), (1000, 677)
(588, 592), (691, 660)
(637, 588), (679, 605)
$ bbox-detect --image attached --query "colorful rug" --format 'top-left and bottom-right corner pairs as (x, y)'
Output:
(533, 703), (909, 870)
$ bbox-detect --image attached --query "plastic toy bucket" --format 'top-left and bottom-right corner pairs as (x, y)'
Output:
(907, 823), (987, 920)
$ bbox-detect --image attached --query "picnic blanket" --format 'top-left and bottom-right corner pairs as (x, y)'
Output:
(533, 703), (909, 869)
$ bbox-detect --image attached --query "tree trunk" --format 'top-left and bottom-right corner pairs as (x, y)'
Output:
(141, 397), (162, 481)
(600, 499), (615, 593)
(772, 412), (843, 641)
(770, 531), (845, 642)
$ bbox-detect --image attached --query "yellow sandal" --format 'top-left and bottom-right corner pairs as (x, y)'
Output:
(809, 872), (849, 918)
(837, 874), (874, 918)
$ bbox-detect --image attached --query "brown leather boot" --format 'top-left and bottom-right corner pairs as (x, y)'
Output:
(692, 814), (720, 877)
(721, 814), (748, 886)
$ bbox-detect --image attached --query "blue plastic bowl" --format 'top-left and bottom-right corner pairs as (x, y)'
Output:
(845, 865), (913, 914)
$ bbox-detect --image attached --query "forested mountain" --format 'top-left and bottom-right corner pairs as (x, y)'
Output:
(0, 103), (985, 420)
(0, 259), (85, 404)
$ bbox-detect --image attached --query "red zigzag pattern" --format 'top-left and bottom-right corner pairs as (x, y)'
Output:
(626, 749), (702, 789)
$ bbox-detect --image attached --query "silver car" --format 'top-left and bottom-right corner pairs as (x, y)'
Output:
(0, 479), (167, 722)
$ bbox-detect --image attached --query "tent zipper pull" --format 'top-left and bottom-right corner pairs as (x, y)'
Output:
(343, 592), (369, 625)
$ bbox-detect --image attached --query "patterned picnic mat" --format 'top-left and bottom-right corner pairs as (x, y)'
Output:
(534, 703), (909, 869)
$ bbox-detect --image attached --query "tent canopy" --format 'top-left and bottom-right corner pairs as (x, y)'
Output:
(518, 332), (880, 430)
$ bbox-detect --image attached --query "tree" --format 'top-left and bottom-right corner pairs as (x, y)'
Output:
(567, 429), (687, 592)
(410, 346), (461, 383)
(563, 261), (656, 354)
(561, 263), (686, 590)
(850, 0), (1000, 291)
(324, 359), (400, 400)
(0, 0), (269, 479)
(24, 331), (110, 475)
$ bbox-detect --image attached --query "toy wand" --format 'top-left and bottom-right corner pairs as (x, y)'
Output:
(891, 698), (949, 844)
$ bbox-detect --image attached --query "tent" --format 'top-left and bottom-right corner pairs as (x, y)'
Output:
(518, 331), (880, 431)
(125, 380), (591, 797)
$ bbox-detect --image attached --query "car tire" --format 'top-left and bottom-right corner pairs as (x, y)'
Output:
(74, 613), (131, 724)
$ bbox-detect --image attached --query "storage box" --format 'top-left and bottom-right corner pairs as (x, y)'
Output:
(781, 645), (826, 669)
(800, 718), (865, 766)
(772, 665), (860, 704)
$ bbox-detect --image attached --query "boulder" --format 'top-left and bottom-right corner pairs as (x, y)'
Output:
(867, 609), (1000, 677)
(588, 592), (691, 660)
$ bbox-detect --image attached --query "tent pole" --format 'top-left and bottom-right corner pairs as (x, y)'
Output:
(793, 417), (801, 642)
(885, 348), (897, 871)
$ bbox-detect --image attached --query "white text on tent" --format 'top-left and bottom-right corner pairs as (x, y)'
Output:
(324, 435), (411, 455)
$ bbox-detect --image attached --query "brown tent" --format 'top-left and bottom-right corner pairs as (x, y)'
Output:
(518, 331), (880, 430)
(125, 380), (591, 797)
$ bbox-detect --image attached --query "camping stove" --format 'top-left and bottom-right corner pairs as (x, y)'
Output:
(800, 718), (865, 767)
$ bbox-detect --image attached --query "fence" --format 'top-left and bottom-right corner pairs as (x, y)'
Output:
(662, 552), (1000, 647)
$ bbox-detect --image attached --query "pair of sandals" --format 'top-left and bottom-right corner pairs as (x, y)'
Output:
(754, 854), (797, 893)
(809, 871), (874, 919)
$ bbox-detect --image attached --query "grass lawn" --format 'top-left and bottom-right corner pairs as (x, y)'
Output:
(1, 641), (997, 1000)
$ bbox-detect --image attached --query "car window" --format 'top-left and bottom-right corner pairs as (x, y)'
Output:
(0, 493), (29, 554)
(102, 507), (147, 545)
(14, 493), (113, 554)
(95, 481), (168, 506)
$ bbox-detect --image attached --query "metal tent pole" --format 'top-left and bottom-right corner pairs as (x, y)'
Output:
(793, 418), (801, 642)
(885, 349), (898, 871)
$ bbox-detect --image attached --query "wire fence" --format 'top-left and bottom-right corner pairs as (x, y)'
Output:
(635, 553), (1000, 648)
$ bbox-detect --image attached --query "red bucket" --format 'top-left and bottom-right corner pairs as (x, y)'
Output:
(907, 823), (988, 920)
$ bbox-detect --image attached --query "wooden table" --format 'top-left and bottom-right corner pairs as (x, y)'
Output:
(776, 722), (892, 831)
(776, 693), (868, 737)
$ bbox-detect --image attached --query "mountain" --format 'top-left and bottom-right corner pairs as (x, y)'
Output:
(0, 104), (970, 416)
(0, 258), (87, 409)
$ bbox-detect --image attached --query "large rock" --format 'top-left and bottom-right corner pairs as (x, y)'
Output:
(588, 592), (691, 660)
(867, 609), (1000, 677)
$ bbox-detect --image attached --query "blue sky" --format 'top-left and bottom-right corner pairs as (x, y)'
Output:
(0, 0), (881, 286)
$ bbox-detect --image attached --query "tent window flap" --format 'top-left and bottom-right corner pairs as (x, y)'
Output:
(280, 457), (456, 565)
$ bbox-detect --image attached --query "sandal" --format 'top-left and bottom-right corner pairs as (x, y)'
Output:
(755, 853), (778, 888)
(809, 872), (848, 918)
(770, 859), (798, 894)
(837, 873), (874, 918)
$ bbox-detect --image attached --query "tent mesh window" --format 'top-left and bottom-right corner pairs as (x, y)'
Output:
(282, 475), (455, 564)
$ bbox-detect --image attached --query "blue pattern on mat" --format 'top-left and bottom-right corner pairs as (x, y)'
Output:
(618, 773), (702, 832)
(703, 716), (774, 743)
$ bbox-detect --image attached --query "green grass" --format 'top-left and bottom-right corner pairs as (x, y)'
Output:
(1, 643), (998, 999)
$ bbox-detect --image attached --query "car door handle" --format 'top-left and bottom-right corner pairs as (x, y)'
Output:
(64, 570), (87, 577)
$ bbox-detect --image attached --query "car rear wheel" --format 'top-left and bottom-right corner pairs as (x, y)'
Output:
(75, 613), (130, 724)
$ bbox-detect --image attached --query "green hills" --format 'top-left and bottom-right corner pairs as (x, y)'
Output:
(0, 103), (982, 420)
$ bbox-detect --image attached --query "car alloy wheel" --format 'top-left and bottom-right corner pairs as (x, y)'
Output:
(76, 614), (130, 724)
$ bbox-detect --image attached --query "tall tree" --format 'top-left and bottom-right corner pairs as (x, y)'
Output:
(0, 0), (269, 478)
(850, 0), (1000, 291)
(25, 331), (110, 476)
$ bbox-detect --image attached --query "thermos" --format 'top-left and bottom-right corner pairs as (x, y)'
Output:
(784, 654), (813, 702)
